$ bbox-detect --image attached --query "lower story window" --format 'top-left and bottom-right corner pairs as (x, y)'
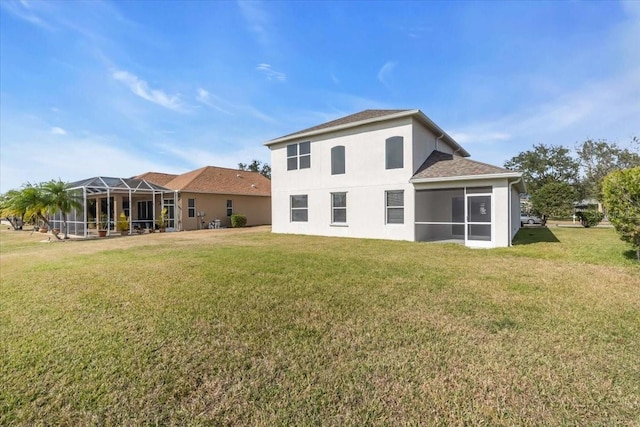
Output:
(226, 200), (233, 217)
(331, 192), (347, 224)
(291, 195), (308, 222)
(386, 190), (404, 224)
(188, 198), (196, 218)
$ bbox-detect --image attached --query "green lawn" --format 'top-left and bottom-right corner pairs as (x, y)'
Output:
(1, 226), (639, 426)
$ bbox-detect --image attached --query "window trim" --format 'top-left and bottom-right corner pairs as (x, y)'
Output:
(188, 198), (196, 218)
(385, 136), (404, 169)
(331, 145), (345, 175)
(290, 194), (308, 222)
(287, 141), (311, 170)
(385, 190), (404, 224)
(226, 199), (233, 217)
(331, 192), (347, 225)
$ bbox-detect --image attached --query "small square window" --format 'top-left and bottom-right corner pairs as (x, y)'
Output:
(287, 142), (311, 170)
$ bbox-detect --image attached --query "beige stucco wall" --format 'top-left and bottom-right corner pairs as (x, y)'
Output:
(103, 192), (270, 231)
(177, 192), (271, 231)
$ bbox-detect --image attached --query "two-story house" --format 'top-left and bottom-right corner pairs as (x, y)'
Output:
(265, 109), (525, 248)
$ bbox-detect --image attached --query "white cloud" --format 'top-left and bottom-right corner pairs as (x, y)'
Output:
(449, 131), (511, 145)
(256, 63), (286, 82)
(377, 61), (397, 89)
(112, 70), (187, 112)
(0, 132), (183, 192)
(196, 87), (275, 123)
(50, 126), (67, 135)
(158, 142), (270, 172)
(0, 0), (55, 30)
(449, 66), (640, 164)
(196, 88), (232, 114)
(238, 0), (270, 46)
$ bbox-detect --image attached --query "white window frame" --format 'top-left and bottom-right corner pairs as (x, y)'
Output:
(188, 198), (196, 218)
(331, 192), (347, 225)
(331, 145), (345, 175)
(290, 195), (308, 222)
(385, 190), (404, 224)
(385, 136), (404, 169)
(287, 141), (311, 170)
(226, 199), (233, 217)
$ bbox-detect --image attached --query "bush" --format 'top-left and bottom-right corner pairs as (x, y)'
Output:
(230, 214), (247, 228)
(575, 210), (604, 228)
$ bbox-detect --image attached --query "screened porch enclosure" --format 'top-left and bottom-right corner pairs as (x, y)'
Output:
(48, 177), (176, 238)
(415, 186), (493, 245)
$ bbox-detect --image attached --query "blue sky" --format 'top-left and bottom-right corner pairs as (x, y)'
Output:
(1, 0), (638, 192)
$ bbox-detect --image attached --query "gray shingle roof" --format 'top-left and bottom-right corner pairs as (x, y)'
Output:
(412, 151), (517, 180)
(271, 109), (412, 141)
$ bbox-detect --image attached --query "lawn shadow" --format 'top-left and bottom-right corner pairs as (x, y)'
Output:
(623, 250), (639, 261)
(513, 226), (560, 245)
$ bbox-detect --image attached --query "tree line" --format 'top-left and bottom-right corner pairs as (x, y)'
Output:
(504, 137), (639, 260)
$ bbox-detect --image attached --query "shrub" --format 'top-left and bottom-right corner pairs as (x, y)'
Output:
(603, 167), (640, 260)
(575, 210), (604, 228)
(116, 213), (129, 232)
(230, 214), (247, 228)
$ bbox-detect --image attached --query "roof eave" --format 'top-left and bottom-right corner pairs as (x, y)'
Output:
(413, 111), (470, 157)
(410, 172), (523, 184)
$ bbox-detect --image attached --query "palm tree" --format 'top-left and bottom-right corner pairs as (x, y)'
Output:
(19, 184), (57, 237)
(0, 189), (27, 229)
(41, 180), (82, 239)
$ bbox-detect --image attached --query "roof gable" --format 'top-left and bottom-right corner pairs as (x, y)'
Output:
(159, 166), (271, 196)
(412, 151), (520, 181)
(274, 109), (411, 140)
(135, 172), (178, 186)
(265, 108), (470, 157)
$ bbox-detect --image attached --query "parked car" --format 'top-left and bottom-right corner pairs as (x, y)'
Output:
(520, 213), (543, 226)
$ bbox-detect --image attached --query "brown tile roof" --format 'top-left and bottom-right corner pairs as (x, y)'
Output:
(144, 166), (270, 196)
(412, 151), (517, 180)
(134, 172), (178, 186)
(271, 109), (412, 141)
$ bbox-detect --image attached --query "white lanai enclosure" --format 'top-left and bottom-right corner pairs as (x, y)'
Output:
(48, 177), (176, 237)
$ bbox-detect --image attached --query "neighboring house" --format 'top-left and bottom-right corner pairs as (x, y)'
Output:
(137, 166), (271, 230)
(50, 166), (270, 237)
(265, 109), (525, 248)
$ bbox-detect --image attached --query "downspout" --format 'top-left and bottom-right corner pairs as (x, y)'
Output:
(508, 177), (522, 246)
(128, 189), (132, 235)
(174, 190), (179, 231)
(107, 188), (111, 237)
(83, 187), (87, 238)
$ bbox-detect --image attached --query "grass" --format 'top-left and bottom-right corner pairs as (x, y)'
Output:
(1, 225), (639, 426)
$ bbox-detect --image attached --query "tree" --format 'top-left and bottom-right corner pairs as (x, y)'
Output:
(504, 143), (580, 194)
(602, 167), (640, 261)
(41, 179), (82, 239)
(4, 184), (56, 235)
(0, 189), (27, 229)
(238, 160), (271, 179)
(530, 182), (576, 224)
(576, 137), (640, 202)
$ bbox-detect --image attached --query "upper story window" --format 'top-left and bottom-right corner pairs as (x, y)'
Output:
(385, 136), (404, 169)
(287, 141), (311, 170)
(331, 145), (345, 175)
